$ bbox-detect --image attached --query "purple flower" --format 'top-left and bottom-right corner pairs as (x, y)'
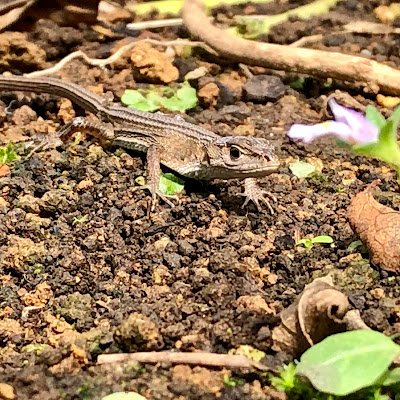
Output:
(288, 99), (379, 145)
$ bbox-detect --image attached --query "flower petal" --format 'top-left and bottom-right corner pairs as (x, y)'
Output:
(288, 121), (353, 143)
(328, 99), (379, 144)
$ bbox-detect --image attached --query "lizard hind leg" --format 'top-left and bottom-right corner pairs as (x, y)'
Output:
(58, 116), (115, 146)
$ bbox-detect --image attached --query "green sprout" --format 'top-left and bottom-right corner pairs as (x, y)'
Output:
(270, 363), (298, 392)
(0, 142), (19, 165)
(72, 215), (88, 225)
(296, 235), (334, 250)
(347, 240), (364, 252)
(222, 374), (245, 388)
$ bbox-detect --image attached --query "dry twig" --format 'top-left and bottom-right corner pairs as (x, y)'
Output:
(181, 0), (400, 95)
(97, 351), (271, 371)
(25, 38), (217, 77)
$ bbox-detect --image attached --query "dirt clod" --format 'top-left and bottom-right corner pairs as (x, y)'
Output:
(0, 32), (47, 71)
(130, 42), (179, 83)
(114, 313), (164, 351)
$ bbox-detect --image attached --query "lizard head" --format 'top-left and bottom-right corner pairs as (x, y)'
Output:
(205, 136), (280, 179)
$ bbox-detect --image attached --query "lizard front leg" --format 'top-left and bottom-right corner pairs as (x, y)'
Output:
(135, 145), (178, 211)
(241, 178), (277, 214)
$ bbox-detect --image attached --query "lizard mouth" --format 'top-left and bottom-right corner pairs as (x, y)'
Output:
(244, 162), (280, 174)
(219, 162), (280, 179)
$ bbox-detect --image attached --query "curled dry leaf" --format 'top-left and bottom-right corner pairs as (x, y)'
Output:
(272, 277), (349, 356)
(347, 180), (400, 273)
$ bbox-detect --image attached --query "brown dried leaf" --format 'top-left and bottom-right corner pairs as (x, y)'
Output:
(348, 181), (400, 272)
(272, 276), (349, 356)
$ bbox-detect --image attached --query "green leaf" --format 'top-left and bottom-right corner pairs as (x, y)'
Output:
(295, 330), (400, 396)
(289, 77), (305, 90)
(222, 374), (245, 388)
(159, 173), (184, 195)
(121, 90), (159, 112)
(102, 393), (147, 400)
(347, 240), (363, 252)
(289, 161), (316, 178)
(121, 83), (198, 113)
(365, 105), (386, 129)
(388, 104), (400, 127)
(311, 235), (333, 244)
(354, 119), (400, 170)
(378, 119), (396, 146)
(235, 18), (266, 39)
(296, 238), (313, 249)
(160, 82), (198, 112)
(381, 367), (400, 386)
(0, 143), (19, 165)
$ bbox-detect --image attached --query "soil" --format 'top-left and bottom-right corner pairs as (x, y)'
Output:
(0, 1), (400, 399)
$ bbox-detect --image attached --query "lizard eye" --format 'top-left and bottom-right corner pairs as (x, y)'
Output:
(229, 146), (241, 160)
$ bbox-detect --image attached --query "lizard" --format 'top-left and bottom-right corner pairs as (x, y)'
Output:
(0, 75), (280, 211)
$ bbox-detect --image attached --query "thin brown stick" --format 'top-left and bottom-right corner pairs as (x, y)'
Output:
(25, 38), (217, 78)
(97, 351), (271, 371)
(181, 0), (400, 95)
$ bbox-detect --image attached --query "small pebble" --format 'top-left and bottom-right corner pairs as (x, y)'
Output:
(243, 75), (285, 102)
(0, 383), (15, 400)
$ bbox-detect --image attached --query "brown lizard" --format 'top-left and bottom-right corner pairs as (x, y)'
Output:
(0, 75), (280, 211)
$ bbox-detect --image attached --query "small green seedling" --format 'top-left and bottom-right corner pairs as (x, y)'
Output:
(0, 142), (19, 165)
(121, 82), (198, 113)
(72, 215), (88, 225)
(270, 363), (298, 392)
(347, 240), (364, 252)
(222, 374), (245, 388)
(296, 235), (333, 250)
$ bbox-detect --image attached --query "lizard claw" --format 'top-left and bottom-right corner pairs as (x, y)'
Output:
(150, 190), (179, 211)
(240, 178), (277, 214)
(133, 185), (178, 211)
